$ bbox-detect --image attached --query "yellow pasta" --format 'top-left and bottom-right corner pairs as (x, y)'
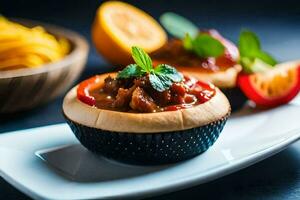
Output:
(0, 17), (70, 70)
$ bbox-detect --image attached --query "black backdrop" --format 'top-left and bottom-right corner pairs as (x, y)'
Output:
(1, 0), (300, 199)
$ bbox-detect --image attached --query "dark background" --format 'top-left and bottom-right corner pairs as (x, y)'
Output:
(1, 0), (300, 199)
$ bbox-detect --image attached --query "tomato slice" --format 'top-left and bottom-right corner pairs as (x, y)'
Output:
(77, 75), (102, 106)
(237, 63), (300, 107)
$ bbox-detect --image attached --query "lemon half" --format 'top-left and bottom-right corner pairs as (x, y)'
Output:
(92, 1), (167, 66)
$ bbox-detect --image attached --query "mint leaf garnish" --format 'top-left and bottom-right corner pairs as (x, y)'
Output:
(131, 46), (153, 72)
(182, 33), (225, 58)
(160, 13), (225, 59)
(160, 12), (198, 39)
(154, 64), (183, 82)
(117, 46), (183, 92)
(238, 30), (277, 73)
(192, 34), (225, 58)
(149, 73), (173, 92)
(117, 64), (144, 79)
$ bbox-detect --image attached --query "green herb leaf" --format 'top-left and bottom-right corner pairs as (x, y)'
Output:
(192, 34), (225, 58)
(117, 46), (183, 92)
(131, 46), (153, 72)
(182, 33), (193, 50)
(238, 30), (261, 57)
(155, 64), (183, 82)
(117, 64), (145, 79)
(149, 73), (173, 92)
(238, 30), (277, 73)
(150, 64), (183, 91)
(238, 30), (277, 68)
(160, 12), (199, 39)
(160, 12), (225, 59)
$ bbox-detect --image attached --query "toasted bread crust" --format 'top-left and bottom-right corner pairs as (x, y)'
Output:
(176, 64), (242, 89)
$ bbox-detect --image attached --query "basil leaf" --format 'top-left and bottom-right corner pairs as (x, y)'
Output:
(239, 30), (261, 57)
(160, 12), (198, 39)
(192, 34), (225, 58)
(149, 73), (173, 92)
(183, 33), (193, 50)
(131, 46), (152, 72)
(117, 64), (145, 79)
(239, 30), (277, 67)
(155, 64), (183, 82)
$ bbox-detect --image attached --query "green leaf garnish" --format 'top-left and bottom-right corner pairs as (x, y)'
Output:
(160, 12), (225, 59)
(149, 73), (173, 92)
(160, 12), (199, 39)
(154, 64), (183, 83)
(239, 30), (261, 57)
(182, 33), (193, 50)
(238, 30), (277, 73)
(192, 34), (225, 58)
(117, 46), (183, 92)
(116, 64), (144, 79)
(182, 33), (225, 58)
(131, 46), (152, 72)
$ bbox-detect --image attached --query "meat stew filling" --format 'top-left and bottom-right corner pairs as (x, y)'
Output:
(150, 30), (239, 72)
(88, 75), (215, 113)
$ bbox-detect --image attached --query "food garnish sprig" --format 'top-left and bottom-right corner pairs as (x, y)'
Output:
(160, 12), (225, 58)
(160, 12), (278, 73)
(238, 30), (277, 73)
(117, 46), (183, 92)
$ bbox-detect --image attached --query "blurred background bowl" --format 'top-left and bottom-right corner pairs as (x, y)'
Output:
(0, 19), (89, 113)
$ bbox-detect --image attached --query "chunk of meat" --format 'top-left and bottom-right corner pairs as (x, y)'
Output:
(134, 76), (172, 106)
(103, 76), (119, 95)
(130, 87), (157, 112)
(113, 86), (136, 108)
(151, 89), (171, 106)
(134, 76), (151, 89)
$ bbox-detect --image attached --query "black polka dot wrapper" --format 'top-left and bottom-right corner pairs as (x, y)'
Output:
(65, 114), (229, 164)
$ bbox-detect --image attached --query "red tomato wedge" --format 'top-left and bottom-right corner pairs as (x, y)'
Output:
(237, 61), (300, 107)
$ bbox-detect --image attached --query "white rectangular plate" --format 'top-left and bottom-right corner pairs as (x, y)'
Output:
(1, 102), (300, 200)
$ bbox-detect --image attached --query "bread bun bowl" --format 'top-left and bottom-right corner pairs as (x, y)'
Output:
(63, 72), (231, 164)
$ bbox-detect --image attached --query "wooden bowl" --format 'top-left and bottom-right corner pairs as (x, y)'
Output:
(0, 20), (89, 113)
